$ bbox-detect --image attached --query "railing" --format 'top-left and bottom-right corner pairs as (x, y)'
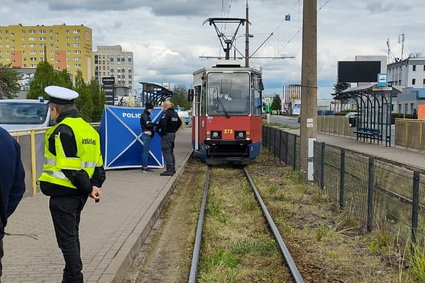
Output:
(263, 125), (425, 248)
(8, 122), (101, 196)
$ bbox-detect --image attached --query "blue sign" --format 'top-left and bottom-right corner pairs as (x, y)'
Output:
(377, 73), (388, 87)
(99, 105), (164, 169)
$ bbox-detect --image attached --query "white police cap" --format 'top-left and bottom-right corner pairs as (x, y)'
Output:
(45, 86), (79, 105)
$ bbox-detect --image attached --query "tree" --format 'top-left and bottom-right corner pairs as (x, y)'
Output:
(27, 61), (57, 99)
(271, 94), (281, 111)
(88, 79), (106, 122)
(170, 84), (191, 110)
(54, 69), (73, 89)
(73, 71), (93, 121)
(332, 81), (350, 100)
(0, 63), (20, 99)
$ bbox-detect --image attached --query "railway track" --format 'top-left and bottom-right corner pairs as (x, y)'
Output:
(188, 165), (304, 283)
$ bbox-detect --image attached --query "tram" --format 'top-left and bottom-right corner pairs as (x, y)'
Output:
(189, 59), (264, 165)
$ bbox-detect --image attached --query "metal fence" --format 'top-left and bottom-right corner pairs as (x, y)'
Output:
(263, 125), (425, 247)
(8, 123), (101, 197)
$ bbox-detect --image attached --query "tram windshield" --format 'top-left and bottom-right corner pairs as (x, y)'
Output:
(206, 72), (250, 116)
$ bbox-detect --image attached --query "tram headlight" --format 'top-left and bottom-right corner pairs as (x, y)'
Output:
(211, 130), (222, 139)
(235, 130), (246, 139)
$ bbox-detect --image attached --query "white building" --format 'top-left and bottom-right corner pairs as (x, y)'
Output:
(387, 53), (425, 87)
(94, 45), (134, 89)
(387, 53), (425, 114)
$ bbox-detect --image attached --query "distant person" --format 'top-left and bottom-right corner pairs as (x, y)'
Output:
(38, 86), (106, 283)
(140, 102), (156, 173)
(157, 100), (182, 176)
(413, 109), (418, 119)
(0, 127), (25, 281)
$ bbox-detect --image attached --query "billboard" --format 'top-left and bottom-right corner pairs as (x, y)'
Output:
(338, 61), (381, 83)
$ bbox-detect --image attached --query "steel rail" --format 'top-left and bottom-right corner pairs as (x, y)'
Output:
(188, 166), (211, 283)
(243, 167), (304, 283)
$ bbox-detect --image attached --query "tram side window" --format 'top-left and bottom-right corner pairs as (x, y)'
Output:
(251, 77), (262, 116)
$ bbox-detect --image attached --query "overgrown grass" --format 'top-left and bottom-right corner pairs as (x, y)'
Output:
(198, 166), (288, 282)
(405, 245), (425, 282)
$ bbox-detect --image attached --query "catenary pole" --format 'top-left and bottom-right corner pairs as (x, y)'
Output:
(245, 0), (250, 67)
(300, 0), (317, 180)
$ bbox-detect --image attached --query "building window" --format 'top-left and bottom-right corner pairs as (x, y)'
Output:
(413, 65), (416, 71)
(412, 79), (416, 85)
(423, 79), (425, 85)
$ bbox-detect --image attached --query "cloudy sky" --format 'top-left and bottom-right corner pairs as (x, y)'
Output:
(1, 0), (423, 99)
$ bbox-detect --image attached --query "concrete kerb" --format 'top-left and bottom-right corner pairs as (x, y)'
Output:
(99, 148), (193, 283)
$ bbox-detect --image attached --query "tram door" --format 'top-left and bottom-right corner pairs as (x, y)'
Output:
(193, 85), (202, 151)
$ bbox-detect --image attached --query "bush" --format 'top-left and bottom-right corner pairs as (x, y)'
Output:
(391, 113), (414, 124)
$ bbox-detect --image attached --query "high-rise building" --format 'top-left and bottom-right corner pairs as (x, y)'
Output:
(0, 24), (93, 82)
(94, 45), (134, 89)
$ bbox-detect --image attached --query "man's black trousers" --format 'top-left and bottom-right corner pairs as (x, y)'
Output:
(50, 195), (87, 283)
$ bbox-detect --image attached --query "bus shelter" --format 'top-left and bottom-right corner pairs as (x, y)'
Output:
(338, 84), (401, 146)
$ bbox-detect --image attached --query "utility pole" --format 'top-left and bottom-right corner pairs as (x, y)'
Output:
(300, 0), (317, 181)
(245, 0), (249, 67)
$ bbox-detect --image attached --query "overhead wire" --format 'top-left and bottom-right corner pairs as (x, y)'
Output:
(260, 0), (332, 68)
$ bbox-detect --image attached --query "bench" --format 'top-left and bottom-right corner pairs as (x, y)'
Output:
(354, 127), (381, 139)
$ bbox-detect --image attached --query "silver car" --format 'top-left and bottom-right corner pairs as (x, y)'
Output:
(0, 99), (52, 131)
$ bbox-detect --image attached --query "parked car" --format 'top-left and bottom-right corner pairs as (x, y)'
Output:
(0, 98), (52, 131)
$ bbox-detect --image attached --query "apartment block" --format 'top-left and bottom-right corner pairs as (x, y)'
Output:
(94, 45), (133, 89)
(0, 24), (93, 82)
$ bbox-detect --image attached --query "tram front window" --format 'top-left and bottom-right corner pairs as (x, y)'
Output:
(207, 72), (250, 116)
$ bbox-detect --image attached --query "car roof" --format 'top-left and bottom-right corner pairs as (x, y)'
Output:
(0, 99), (48, 104)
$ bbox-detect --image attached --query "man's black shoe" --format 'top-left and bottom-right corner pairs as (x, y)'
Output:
(160, 171), (174, 176)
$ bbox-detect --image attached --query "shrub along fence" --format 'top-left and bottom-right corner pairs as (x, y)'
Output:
(262, 125), (425, 248)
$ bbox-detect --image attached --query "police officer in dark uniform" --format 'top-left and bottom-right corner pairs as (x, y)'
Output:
(38, 86), (105, 283)
(157, 100), (182, 176)
(0, 127), (25, 281)
(139, 102), (156, 172)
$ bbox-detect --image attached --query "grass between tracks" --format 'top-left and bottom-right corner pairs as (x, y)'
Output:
(199, 149), (402, 282)
(198, 166), (289, 282)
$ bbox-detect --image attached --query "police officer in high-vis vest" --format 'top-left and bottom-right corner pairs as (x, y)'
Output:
(38, 86), (105, 283)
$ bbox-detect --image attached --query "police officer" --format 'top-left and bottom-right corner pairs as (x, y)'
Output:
(0, 127), (25, 281)
(139, 102), (156, 173)
(158, 100), (182, 176)
(38, 86), (105, 283)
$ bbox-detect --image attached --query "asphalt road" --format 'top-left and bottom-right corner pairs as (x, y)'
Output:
(269, 115), (300, 128)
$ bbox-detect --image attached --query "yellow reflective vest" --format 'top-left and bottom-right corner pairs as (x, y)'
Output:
(38, 117), (103, 189)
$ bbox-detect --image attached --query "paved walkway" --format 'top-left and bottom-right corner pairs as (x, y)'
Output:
(2, 128), (193, 283)
(285, 128), (425, 171)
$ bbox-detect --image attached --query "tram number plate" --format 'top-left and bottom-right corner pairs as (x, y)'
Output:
(223, 129), (233, 134)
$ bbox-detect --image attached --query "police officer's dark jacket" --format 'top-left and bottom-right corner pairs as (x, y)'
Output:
(157, 108), (182, 136)
(40, 109), (106, 197)
(140, 110), (156, 136)
(0, 127), (25, 238)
